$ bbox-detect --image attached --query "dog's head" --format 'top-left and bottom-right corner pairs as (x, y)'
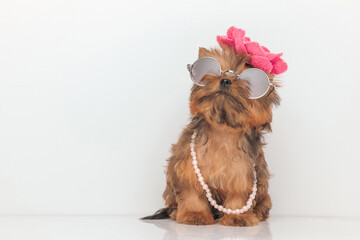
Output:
(189, 46), (280, 130)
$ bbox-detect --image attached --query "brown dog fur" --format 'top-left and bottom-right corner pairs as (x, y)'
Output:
(143, 44), (280, 226)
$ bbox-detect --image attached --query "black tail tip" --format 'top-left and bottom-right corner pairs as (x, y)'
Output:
(141, 208), (170, 220)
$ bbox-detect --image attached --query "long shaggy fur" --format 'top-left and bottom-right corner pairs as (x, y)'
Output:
(143, 45), (280, 226)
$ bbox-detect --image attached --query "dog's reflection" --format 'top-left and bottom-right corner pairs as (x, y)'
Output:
(143, 219), (272, 240)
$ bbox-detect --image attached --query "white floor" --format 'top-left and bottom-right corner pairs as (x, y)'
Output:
(0, 216), (359, 240)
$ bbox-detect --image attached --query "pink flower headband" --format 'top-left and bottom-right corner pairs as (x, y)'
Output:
(217, 26), (288, 74)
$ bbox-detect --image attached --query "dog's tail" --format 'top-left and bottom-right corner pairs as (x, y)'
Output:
(141, 207), (170, 220)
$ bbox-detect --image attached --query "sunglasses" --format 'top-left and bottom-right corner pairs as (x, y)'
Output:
(187, 57), (275, 99)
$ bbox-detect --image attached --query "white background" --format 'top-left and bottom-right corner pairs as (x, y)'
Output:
(0, 0), (359, 217)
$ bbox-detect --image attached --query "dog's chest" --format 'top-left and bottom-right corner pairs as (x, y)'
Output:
(196, 134), (251, 192)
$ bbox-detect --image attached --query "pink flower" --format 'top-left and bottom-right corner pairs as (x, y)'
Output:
(217, 26), (288, 74)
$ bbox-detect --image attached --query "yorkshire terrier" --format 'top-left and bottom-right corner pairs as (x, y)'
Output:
(142, 27), (287, 226)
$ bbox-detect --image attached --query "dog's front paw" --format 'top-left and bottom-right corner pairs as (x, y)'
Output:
(176, 210), (215, 225)
(217, 213), (260, 226)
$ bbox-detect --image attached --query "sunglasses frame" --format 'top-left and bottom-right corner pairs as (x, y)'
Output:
(187, 57), (275, 99)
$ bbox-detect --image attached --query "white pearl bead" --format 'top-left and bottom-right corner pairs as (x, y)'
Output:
(218, 206), (223, 211)
(239, 209), (244, 213)
(195, 169), (200, 174)
(231, 210), (236, 214)
(198, 176), (204, 182)
(205, 188), (210, 193)
(206, 192), (212, 198)
(208, 197), (213, 202)
(192, 160), (197, 165)
(222, 208), (227, 213)
(214, 204), (218, 209)
(211, 200), (216, 206)
(227, 209), (232, 214)
(235, 209), (241, 214)
(203, 184), (208, 190)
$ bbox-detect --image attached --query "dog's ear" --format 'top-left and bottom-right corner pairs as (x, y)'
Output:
(198, 47), (211, 58)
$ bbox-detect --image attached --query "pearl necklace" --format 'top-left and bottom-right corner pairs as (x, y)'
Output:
(190, 130), (257, 215)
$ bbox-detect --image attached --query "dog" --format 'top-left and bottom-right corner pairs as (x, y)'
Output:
(142, 27), (287, 226)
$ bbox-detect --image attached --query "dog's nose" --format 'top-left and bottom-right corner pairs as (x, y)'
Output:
(220, 78), (232, 88)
